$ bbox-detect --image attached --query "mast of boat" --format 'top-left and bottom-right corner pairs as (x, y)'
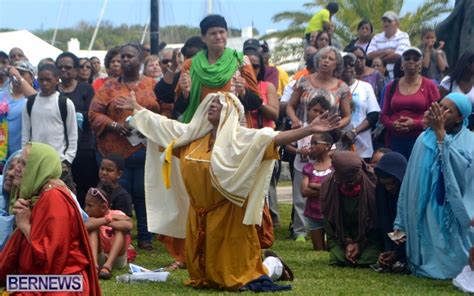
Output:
(88, 0), (108, 50)
(207, 0), (213, 15)
(150, 0), (159, 54)
(51, 0), (64, 46)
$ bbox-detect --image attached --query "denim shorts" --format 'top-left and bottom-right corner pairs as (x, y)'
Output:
(306, 217), (324, 231)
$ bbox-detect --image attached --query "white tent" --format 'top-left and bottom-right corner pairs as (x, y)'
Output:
(0, 30), (62, 66)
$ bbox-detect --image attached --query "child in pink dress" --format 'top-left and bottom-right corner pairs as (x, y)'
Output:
(301, 132), (334, 250)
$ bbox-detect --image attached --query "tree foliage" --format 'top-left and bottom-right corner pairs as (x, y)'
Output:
(262, 0), (451, 46)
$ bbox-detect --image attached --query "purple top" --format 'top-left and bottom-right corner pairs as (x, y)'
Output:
(302, 163), (333, 220)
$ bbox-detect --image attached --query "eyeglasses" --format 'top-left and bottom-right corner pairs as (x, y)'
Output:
(161, 59), (172, 64)
(57, 65), (73, 70)
(80, 64), (91, 69)
(144, 48), (151, 52)
(252, 64), (260, 70)
(403, 56), (421, 62)
(88, 187), (109, 207)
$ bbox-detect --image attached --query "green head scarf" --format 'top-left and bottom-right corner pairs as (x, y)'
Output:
(10, 142), (62, 209)
(182, 48), (243, 123)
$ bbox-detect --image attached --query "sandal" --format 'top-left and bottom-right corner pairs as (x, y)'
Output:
(137, 241), (154, 251)
(264, 250), (294, 281)
(98, 266), (112, 280)
(164, 261), (186, 271)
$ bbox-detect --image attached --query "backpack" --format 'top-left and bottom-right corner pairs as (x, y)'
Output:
(26, 93), (69, 154)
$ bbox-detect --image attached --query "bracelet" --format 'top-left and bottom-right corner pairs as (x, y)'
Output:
(111, 121), (118, 129)
(352, 128), (357, 135)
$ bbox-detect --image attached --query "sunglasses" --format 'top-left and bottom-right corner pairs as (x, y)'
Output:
(161, 59), (172, 64)
(57, 65), (73, 70)
(403, 56), (421, 62)
(80, 64), (91, 69)
(311, 140), (330, 146)
(252, 64), (260, 70)
(144, 48), (151, 52)
(88, 187), (108, 206)
(344, 62), (355, 67)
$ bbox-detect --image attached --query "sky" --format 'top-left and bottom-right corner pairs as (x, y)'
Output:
(0, 0), (454, 34)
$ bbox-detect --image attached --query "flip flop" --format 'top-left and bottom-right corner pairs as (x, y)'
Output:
(264, 250), (294, 281)
(98, 266), (112, 280)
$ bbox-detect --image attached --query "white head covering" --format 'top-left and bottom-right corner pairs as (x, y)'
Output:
(132, 92), (278, 238)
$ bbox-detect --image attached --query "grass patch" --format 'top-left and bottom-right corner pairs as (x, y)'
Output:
(100, 204), (460, 295)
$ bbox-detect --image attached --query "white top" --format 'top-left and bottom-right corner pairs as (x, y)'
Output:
(280, 80), (296, 103)
(367, 29), (411, 78)
(21, 91), (78, 163)
(440, 76), (474, 107)
(349, 79), (380, 158)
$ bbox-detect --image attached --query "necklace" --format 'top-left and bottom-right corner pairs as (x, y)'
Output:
(121, 75), (141, 92)
(403, 76), (421, 94)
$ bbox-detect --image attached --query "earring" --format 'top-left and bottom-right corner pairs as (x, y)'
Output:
(400, 66), (404, 71)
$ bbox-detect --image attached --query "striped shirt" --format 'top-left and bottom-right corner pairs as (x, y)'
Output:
(367, 29), (411, 78)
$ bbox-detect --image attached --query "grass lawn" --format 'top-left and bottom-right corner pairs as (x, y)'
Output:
(100, 202), (461, 295)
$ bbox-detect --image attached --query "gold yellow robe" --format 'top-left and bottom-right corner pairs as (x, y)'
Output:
(177, 133), (277, 290)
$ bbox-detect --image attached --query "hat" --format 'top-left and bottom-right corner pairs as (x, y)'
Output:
(0, 51), (8, 60)
(243, 38), (260, 51)
(402, 47), (422, 57)
(14, 60), (36, 76)
(382, 11), (398, 21)
(199, 14), (227, 35)
(342, 52), (357, 63)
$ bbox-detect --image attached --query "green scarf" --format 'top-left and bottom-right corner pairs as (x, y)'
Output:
(182, 48), (243, 123)
(10, 142), (62, 210)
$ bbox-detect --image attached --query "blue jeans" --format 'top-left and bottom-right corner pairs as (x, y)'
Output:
(99, 148), (153, 242)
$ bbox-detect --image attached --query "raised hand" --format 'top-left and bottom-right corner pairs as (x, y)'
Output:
(180, 70), (192, 99)
(308, 111), (341, 133)
(116, 90), (142, 111)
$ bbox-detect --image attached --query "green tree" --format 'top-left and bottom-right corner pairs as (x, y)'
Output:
(263, 0), (451, 46)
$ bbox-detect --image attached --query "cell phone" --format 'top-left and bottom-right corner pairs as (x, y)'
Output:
(387, 231), (406, 241)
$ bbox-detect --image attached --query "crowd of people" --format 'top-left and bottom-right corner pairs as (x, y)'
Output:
(0, 3), (473, 294)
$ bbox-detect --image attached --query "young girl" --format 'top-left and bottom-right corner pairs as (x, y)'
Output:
(85, 187), (132, 280)
(301, 132), (334, 250)
(285, 95), (331, 242)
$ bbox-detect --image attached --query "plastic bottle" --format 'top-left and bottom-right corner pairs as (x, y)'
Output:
(116, 272), (170, 283)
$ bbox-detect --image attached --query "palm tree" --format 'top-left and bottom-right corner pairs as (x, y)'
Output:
(262, 0), (451, 45)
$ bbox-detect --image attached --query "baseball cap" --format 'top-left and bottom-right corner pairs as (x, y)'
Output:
(0, 51), (8, 60)
(243, 39), (260, 51)
(342, 52), (357, 63)
(402, 47), (423, 57)
(382, 11), (398, 22)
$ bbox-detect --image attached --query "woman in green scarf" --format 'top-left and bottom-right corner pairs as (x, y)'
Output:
(159, 14), (264, 123)
(0, 142), (101, 295)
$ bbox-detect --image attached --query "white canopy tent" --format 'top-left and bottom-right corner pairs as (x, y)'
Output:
(0, 30), (63, 67)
